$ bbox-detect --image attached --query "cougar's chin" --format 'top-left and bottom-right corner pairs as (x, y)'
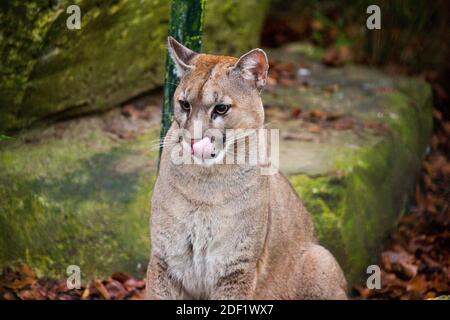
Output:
(190, 148), (226, 167)
(202, 149), (226, 166)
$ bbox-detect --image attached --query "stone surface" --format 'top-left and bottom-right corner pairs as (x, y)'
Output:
(0, 93), (163, 279)
(0, 45), (432, 283)
(264, 46), (433, 283)
(0, 0), (268, 133)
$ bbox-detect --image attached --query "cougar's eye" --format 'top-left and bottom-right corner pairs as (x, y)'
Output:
(214, 104), (230, 115)
(179, 100), (190, 112)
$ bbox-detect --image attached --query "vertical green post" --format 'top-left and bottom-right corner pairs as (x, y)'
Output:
(159, 0), (206, 165)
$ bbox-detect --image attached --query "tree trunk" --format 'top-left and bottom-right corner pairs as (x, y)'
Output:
(159, 0), (206, 165)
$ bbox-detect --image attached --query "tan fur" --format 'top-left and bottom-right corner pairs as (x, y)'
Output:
(146, 38), (347, 300)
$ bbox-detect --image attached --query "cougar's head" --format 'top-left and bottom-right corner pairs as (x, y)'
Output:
(167, 36), (269, 166)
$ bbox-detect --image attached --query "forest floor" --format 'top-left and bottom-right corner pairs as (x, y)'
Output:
(355, 104), (450, 299)
(355, 68), (449, 300)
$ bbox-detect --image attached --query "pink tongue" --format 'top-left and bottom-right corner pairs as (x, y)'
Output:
(192, 137), (214, 159)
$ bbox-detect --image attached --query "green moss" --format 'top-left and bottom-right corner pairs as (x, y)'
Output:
(289, 175), (347, 266)
(0, 1), (64, 131)
(287, 80), (433, 283)
(0, 0), (269, 133)
(0, 122), (159, 279)
(431, 295), (450, 300)
(202, 0), (270, 56)
(282, 42), (325, 60)
(18, 0), (170, 128)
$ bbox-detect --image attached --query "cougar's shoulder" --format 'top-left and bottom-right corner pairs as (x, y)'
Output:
(268, 173), (316, 243)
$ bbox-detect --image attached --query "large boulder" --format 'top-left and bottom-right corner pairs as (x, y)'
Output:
(0, 0), (269, 133)
(0, 102), (162, 279)
(264, 44), (433, 284)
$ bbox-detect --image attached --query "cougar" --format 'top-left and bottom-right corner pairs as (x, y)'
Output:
(146, 37), (347, 299)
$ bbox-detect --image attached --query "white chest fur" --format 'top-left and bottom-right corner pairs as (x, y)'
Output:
(165, 207), (227, 299)
(152, 163), (266, 299)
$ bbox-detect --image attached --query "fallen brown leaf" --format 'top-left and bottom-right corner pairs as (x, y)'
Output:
(105, 280), (128, 300)
(407, 275), (429, 294)
(308, 125), (321, 133)
(93, 280), (110, 300)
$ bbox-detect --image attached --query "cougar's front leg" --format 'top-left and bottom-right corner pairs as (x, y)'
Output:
(298, 244), (348, 299)
(146, 255), (185, 300)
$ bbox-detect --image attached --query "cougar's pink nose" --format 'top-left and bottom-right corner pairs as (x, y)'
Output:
(192, 137), (214, 159)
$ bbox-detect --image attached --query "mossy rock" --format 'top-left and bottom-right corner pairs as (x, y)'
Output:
(0, 0), (269, 133)
(0, 101), (163, 279)
(263, 46), (433, 284)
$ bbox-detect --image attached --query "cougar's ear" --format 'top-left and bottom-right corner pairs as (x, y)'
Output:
(167, 36), (198, 77)
(232, 48), (269, 91)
